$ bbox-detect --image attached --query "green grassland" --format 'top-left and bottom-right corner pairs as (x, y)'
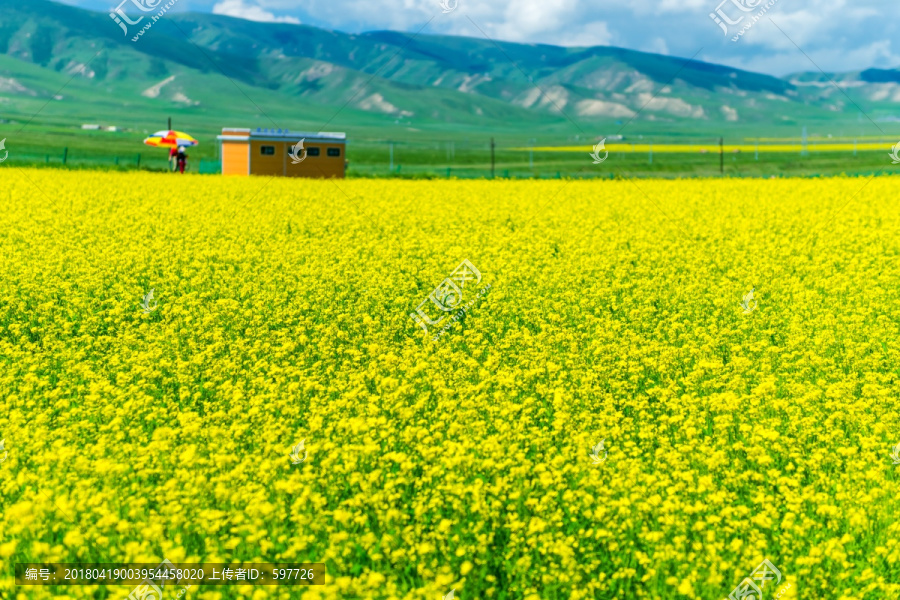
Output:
(2, 85), (896, 179)
(1, 3), (899, 180)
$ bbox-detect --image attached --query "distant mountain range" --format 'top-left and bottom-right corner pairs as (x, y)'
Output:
(1, 0), (899, 135)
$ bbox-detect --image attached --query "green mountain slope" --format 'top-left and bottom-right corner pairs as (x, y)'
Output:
(0, 0), (895, 149)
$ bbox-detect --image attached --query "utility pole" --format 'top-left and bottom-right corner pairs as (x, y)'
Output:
(490, 137), (495, 179)
(168, 117), (172, 130)
(389, 143), (394, 172)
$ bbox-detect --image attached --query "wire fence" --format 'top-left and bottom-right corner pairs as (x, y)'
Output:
(2, 137), (895, 179)
(6, 150), (222, 174)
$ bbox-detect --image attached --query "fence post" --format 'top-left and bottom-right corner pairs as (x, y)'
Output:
(62, 147), (68, 165)
(136, 153), (141, 168)
(719, 137), (724, 175)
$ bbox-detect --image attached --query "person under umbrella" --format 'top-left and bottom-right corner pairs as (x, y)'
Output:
(176, 146), (188, 173)
(142, 130), (199, 172)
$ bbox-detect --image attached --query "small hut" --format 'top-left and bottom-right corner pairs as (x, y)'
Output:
(217, 127), (346, 178)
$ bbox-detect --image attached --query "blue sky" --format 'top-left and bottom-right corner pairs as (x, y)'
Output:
(67, 0), (899, 76)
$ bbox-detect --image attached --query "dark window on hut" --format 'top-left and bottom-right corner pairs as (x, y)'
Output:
(327, 147), (341, 157)
(260, 146), (275, 155)
(307, 147), (320, 157)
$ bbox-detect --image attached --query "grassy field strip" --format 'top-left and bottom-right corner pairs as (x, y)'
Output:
(524, 142), (896, 153)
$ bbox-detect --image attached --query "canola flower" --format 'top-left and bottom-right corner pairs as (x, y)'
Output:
(1, 168), (900, 599)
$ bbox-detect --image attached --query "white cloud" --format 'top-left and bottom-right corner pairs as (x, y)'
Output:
(646, 37), (670, 56)
(62, 0), (900, 76)
(558, 22), (615, 48)
(724, 40), (900, 77)
(212, 0), (301, 24)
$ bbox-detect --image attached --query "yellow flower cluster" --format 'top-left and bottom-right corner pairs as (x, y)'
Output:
(1, 169), (899, 599)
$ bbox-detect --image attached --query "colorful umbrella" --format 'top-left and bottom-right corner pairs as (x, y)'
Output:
(143, 130), (199, 149)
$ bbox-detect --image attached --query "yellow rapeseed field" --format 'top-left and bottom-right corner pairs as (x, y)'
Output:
(1, 168), (900, 600)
